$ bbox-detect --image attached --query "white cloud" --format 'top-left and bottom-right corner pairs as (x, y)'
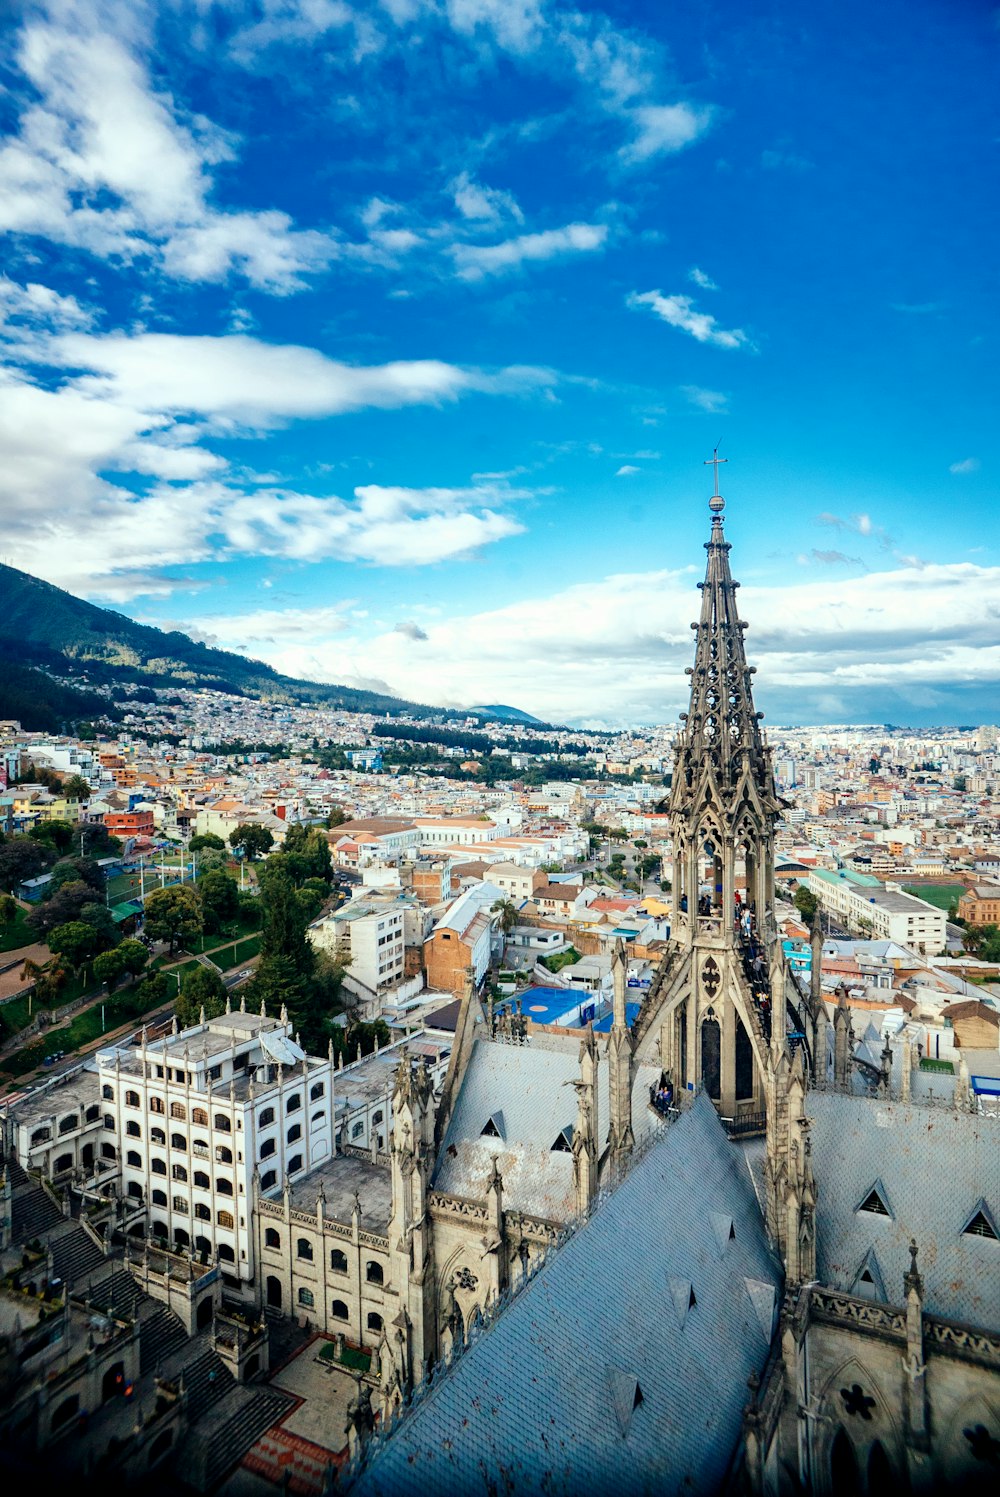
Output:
(628, 290), (750, 350)
(619, 103), (715, 163)
(680, 385), (729, 414)
(452, 222), (608, 279)
(615, 464), (640, 476)
(450, 171), (523, 225)
(688, 267), (717, 291)
(949, 457), (980, 475)
(199, 558), (1000, 724)
(0, 7), (337, 291)
(0, 301), (552, 594)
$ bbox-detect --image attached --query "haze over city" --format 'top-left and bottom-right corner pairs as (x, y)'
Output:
(1, 0), (996, 726)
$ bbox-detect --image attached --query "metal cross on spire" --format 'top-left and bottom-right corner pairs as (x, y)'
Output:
(705, 447), (728, 519)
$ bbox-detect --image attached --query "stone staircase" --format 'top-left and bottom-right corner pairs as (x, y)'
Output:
(48, 1219), (106, 1284)
(85, 1265), (146, 1317)
(7, 1160), (64, 1242)
(138, 1302), (191, 1374)
(199, 1385), (297, 1490)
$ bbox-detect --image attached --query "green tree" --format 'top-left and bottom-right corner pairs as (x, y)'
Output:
(793, 886), (820, 925)
(48, 920), (101, 971)
(20, 954), (68, 1007)
(49, 855), (103, 895)
(116, 939), (149, 981)
(144, 883), (202, 954)
(326, 804), (348, 828)
(953, 775), (967, 792)
(964, 924), (1000, 962)
(281, 824), (333, 885)
(93, 947), (127, 992)
(28, 820), (75, 855)
(0, 893), (17, 927)
(27, 879), (93, 938)
(0, 836), (54, 891)
(229, 823), (274, 859)
(189, 832), (226, 852)
(491, 897), (518, 935)
(79, 901), (120, 950)
(295, 885), (324, 924)
(176, 964), (228, 1028)
(61, 774), (92, 801)
(198, 869), (240, 934)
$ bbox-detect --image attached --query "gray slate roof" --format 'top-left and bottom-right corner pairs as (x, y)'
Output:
(355, 1094), (781, 1497)
(432, 1037), (659, 1221)
(808, 1089), (1000, 1328)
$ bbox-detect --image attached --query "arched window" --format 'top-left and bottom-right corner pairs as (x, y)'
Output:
(127, 1150), (141, 1167)
(260, 1138), (276, 1159)
(331, 1299), (349, 1320)
(193, 1170), (209, 1189)
(31, 1127), (51, 1145)
(151, 1157), (167, 1174)
(150, 1219), (168, 1240)
(261, 1169), (277, 1190)
(170, 1102), (186, 1120)
(104, 1113), (115, 1130)
(830, 1429), (861, 1497)
(297, 1237), (313, 1261)
(366, 1260), (384, 1285)
(101, 1142), (116, 1159)
(214, 1113), (231, 1132)
(54, 1152), (73, 1173)
(218, 1242), (235, 1262)
(286, 1093), (301, 1113)
(287, 1123), (302, 1144)
(868, 1441), (893, 1489)
(125, 1090), (140, 1108)
(298, 1287), (314, 1308)
(127, 1181), (143, 1198)
(102, 1084), (114, 1100)
(150, 1097), (164, 1114)
(58, 1114), (79, 1135)
(259, 1107), (275, 1126)
(194, 1203), (211, 1220)
(216, 1177), (234, 1196)
(152, 1188), (167, 1206)
(351, 1121), (364, 1139)
(330, 1248), (348, 1272)
(217, 1209), (234, 1229)
(126, 1121), (141, 1138)
(195, 1235), (212, 1256)
(151, 1127), (166, 1145)
(311, 1110), (324, 1127)
(172, 1163), (188, 1182)
(367, 1312), (383, 1333)
(216, 1145), (233, 1163)
(310, 1082), (325, 1101)
(265, 1228), (281, 1249)
(287, 1154), (302, 1174)
(85, 1104), (100, 1122)
(372, 1110), (383, 1126)
(171, 1132), (186, 1150)
(192, 1107), (208, 1126)
(172, 1195), (188, 1213)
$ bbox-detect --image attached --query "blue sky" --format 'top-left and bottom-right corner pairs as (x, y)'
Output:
(1, 0), (997, 728)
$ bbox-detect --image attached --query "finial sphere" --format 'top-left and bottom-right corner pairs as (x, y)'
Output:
(709, 494), (725, 514)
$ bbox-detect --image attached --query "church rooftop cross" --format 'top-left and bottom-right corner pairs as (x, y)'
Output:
(705, 448), (728, 517)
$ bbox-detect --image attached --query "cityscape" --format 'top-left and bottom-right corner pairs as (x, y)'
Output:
(0, 1), (997, 1495)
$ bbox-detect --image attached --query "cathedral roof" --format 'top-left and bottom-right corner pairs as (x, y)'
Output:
(807, 1089), (1000, 1328)
(432, 1037), (659, 1221)
(355, 1094), (781, 1497)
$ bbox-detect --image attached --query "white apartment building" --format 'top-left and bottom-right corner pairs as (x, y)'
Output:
(486, 862), (544, 901)
(96, 1009), (336, 1295)
(807, 869), (947, 955)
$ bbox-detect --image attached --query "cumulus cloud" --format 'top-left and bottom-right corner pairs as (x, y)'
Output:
(688, 267), (717, 291)
(191, 557), (1000, 725)
(949, 457), (980, 475)
(615, 464), (640, 476)
(0, 5), (337, 291)
(394, 619), (429, 640)
(450, 172), (523, 225)
(0, 299), (550, 594)
(452, 222), (608, 279)
(628, 290), (750, 350)
(619, 103), (715, 163)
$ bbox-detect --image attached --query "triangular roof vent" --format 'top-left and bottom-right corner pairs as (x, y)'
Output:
(962, 1199), (998, 1240)
(850, 1248), (886, 1301)
(855, 1179), (893, 1219)
(481, 1111), (506, 1141)
(743, 1277), (776, 1344)
(607, 1367), (644, 1438)
(668, 1276), (694, 1329)
(710, 1212), (735, 1257)
(550, 1124), (573, 1153)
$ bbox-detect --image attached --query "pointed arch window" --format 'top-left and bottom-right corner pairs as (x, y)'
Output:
(481, 1111), (506, 1140)
(550, 1125), (573, 1153)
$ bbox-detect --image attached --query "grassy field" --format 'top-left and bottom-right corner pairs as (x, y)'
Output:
(0, 905), (34, 953)
(903, 883), (964, 913)
(1, 982), (171, 1077)
(206, 934), (262, 971)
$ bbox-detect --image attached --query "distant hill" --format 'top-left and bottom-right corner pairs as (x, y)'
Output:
(471, 703), (545, 725)
(0, 563), (541, 724)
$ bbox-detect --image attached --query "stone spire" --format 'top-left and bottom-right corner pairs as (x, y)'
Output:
(669, 473), (779, 823)
(833, 987), (852, 1089)
(572, 1026), (600, 1217)
(607, 939), (634, 1180)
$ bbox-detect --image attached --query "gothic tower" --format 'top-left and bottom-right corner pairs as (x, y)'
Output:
(633, 458), (786, 1121)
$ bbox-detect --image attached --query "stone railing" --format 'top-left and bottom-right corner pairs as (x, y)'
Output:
(925, 1316), (1000, 1368)
(428, 1190), (488, 1225)
(809, 1287), (906, 1341)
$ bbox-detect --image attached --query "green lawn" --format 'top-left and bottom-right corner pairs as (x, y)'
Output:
(903, 883), (965, 913)
(540, 945), (581, 974)
(207, 934), (262, 971)
(317, 1339), (371, 1373)
(0, 906), (34, 953)
(1, 980), (171, 1077)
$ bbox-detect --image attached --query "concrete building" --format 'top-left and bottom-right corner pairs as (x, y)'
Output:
(808, 868), (947, 954)
(958, 883), (1000, 925)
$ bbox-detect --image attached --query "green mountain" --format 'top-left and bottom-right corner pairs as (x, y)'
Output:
(0, 563), (538, 724)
